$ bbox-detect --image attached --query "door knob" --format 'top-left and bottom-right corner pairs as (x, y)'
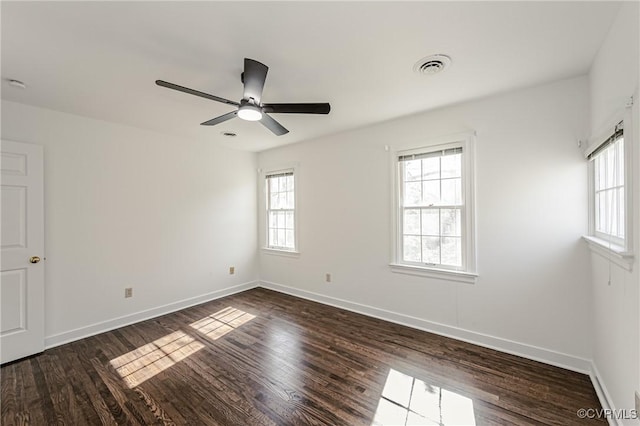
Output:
(29, 256), (41, 264)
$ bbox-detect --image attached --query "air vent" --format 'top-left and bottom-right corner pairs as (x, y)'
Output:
(413, 55), (451, 75)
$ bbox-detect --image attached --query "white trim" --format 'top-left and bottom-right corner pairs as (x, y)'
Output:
(258, 280), (591, 374)
(390, 132), (477, 276)
(583, 236), (634, 271)
(389, 263), (477, 284)
(44, 280), (259, 349)
(259, 163), (300, 253)
(586, 103), (635, 255)
(261, 247), (301, 258)
(589, 362), (620, 426)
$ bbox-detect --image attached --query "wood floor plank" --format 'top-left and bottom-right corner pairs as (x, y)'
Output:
(1, 288), (606, 425)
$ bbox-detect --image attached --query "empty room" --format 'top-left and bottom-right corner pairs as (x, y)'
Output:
(1, 1), (639, 425)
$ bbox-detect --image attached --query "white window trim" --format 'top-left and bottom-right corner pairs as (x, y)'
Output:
(259, 163), (300, 255)
(584, 104), (634, 263)
(389, 132), (477, 283)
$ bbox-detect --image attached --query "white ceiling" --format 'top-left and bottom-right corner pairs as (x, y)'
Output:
(1, 1), (621, 152)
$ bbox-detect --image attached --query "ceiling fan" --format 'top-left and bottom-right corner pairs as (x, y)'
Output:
(156, 58), (331, 136)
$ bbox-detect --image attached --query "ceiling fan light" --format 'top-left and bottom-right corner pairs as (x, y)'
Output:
(237, 105), (263, 121)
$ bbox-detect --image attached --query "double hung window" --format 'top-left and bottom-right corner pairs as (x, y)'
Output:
(589, 123), (626, 248)
(266, 171), (296, 251)
(393, 135), (476, 280)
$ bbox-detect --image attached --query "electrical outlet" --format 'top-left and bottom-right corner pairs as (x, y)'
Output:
(635, 391), (639, 414)
(229, 266), (235, 275)
(325, 273), (331, 283)
(125, 288), (133, 298)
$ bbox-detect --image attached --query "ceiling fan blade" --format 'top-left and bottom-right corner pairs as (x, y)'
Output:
(242, 58), (268, 103)
(260, 113), (289, 136)
(156, 80), (240, 107)
(200, 110), (238, 126)
(262, 103), (331, 114)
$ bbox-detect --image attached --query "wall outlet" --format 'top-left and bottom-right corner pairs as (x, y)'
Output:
(635, 391), (639, 414)
(229, 266), (235, 275)
(325, 273), (331, 283)
(124, 288), (133, 298)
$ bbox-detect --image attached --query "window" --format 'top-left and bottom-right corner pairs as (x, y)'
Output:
(589, 123), (626, 247)
(399, 148), (463, 268)
(265, 170), (296, 251)
(392, 135), (476, 280)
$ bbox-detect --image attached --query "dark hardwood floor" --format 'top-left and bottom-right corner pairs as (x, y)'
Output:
(1, 288), (604, 425)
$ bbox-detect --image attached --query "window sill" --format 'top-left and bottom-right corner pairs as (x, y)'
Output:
(261, 247), (300, 258)
(582, 236), (634, 271)
(389, 263), (477, 284)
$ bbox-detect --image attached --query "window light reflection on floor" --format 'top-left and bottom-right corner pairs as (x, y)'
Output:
(372, 369), (476, 426)
(189, 306), (256, 341)
(110, 331), (204, 388)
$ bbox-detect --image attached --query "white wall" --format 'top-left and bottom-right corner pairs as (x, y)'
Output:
(258, 76), (591, 366)
(1, 100), (258, 344)
(588, 2), (640, 421)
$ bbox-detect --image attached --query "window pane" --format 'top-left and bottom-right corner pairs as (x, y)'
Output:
(616, 139), (624, 185)
(607, 189), (617, 235)
(595, 155), (605, 191)
(277, 211), (285, 228)
(618, 187), (624, 238)
(596, 192), (606, 233)
(441, 237), (461, 266)
(285, 230), (294, 248)
(269, 211), (277, 228)
(268, 229), (276, 247)
(441, 178), (462, 205)
(404, 160), (421, 182)
(277, 229), (285, 247)
(422, 180), (440, 205)
(422, 157), (440, 180)
(287, 190), (295, 209)
(441, 209), (461, 236)
(422, 237), (440, 264)
(287, 175), (294, 191)
(421, 209), (439, 236)
(403, 236), (421, 262)
(285, 211), (294, 229)
(404, 182), (422, 206)
(269, 177), (279, 192)
(605, 146), (615, 188)
(441, 153), (461, 178)
(403, 209), (421, 234)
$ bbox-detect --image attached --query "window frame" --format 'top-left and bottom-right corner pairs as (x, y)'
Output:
(585, 117), (634, 265)
(592, 135), (625, 246)
(389, 133), (477, 283)
(261, 165), (300, 256)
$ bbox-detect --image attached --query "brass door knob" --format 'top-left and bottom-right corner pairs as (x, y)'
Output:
(29, 256), (41, 264)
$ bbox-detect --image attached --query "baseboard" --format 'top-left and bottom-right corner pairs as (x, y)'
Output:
(258, 280), (592, 374)
(590, 362), (620, 426)
(44, 280), (259, 349)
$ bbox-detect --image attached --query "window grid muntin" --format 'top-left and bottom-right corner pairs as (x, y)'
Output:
(266, 172), (295, 250)
(399, 150), (465, 269)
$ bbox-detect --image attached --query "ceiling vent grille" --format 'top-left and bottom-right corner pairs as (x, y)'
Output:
(413, 55), (451, 75)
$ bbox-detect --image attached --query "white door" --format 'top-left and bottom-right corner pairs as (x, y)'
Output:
(1, 140), (45, 364)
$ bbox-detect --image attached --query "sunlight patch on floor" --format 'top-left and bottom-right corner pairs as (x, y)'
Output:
(372, 369), (476, 426)
(189, 306), (255, 341)
(110, 331), (204, 388)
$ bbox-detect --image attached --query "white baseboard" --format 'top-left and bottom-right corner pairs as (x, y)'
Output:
(590, 362), (620, 426)
(44, 280), (259, 349)
(258, 280), (592, 374)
